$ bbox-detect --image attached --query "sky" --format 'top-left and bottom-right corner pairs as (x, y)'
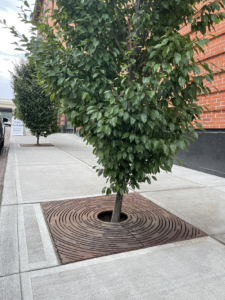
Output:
(0, 0), (35, 99)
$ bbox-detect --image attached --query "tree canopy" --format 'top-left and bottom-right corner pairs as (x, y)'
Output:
(2, 0), (225, 221)
(11, 59), (59, 144)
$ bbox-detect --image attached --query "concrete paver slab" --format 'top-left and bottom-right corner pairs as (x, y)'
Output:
(15, 147), (83, 166)
(14, 136), (49, 145)
(0, 274), (21, 300)
(18, 204), (59, 272)
(141, 187), (225, 235)
(18, 164), (108, 202)
(5, 142), (16, 167)
(0, 206), (19, 276)
(212, 185), (225, 193)
(21, 237), (225, 300)
(131, 172), (202, 192)
(1, 164), (17, 205)
(172, 165), (225, 187)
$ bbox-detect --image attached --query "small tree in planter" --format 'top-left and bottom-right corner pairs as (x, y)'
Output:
(3, 0), (225, 221)
(11, 59), (59, 145)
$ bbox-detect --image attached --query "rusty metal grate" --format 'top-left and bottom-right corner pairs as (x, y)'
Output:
(41, 193), (207, 264)
(19, 143), (54, 147)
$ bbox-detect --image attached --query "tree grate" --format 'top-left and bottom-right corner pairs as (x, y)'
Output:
(41, 193), (207, 265)
(19, 143), (54, 147)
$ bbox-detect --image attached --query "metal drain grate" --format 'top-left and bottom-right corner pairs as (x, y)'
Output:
(41, 193), (207, 264)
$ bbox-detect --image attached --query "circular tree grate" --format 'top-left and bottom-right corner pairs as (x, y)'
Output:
(41, 193), (207, 265)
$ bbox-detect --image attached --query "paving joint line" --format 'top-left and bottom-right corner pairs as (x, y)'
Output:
(45, 137), (95, 169)
(1, 193), (109, 206)
(210, 235), (225, 246)
(132, 186), (206, 194)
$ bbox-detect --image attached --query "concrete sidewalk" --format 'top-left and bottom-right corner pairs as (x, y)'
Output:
(1, 131), (225, 299)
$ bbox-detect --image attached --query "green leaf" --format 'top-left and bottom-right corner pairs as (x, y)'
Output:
(215, 18), (221, 24)
(39, 24), (45, 32)
(146, 90), (155, 97)
(129, 133), (136, 142)
(178, 76), (185, 87)
(196, 123), (203, 130)
(128, 154), (134, 162)
(149, 51), (156, 58)
(127, 89), (134, 99)
(143, 76), (151, 84)
(123, 112), (129, 121)
(122, 132), (129, 139)
(176, 159), (183, 166)
(163, 144), (169, 155)
(141, 135), (147, 144)
(111, 117), (117, 127)
(174, 53), (181, 64)
(140, 113), (147, 123)
(205, 74), (213, 82)
(166, 64), (172, 73)
(153, 64), (161, 72)
(93, 39), (99, 47)
(97, 112), (102, 120)
(169, 123), (175, 131)
(197, 38), (209, 47)
(162, 46), (170, 57)
(192, 65), (200, 74)
(50, 93), (55, 101)
(58, 78), (64, 85)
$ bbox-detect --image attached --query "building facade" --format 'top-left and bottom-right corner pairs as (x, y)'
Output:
(177, 2), (225, 177)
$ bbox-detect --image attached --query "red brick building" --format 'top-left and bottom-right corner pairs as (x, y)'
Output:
(177, 2), (225, 177)
(179, 3), (225, 129)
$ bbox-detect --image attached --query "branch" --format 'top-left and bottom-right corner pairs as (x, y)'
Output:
(112, 0), (129, 51)
(0, 21), (24, 40)
(108, 24), (124, 56)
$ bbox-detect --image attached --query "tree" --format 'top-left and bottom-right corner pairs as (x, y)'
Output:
(2, 0), (225, 221)
(11, 59), (59, 145)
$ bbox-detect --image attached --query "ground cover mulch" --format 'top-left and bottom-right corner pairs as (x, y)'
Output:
(0, 127), (11, 202)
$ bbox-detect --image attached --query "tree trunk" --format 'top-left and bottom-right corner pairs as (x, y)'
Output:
(111, 193), (123, 223)
(37, 133), (40, 145)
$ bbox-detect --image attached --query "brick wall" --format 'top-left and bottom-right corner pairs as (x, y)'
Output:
(180, 2), (225, 129)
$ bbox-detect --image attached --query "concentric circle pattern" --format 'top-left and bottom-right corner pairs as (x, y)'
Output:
(41, 193), (206, 264)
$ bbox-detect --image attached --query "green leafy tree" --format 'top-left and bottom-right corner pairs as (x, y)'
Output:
(11, 59), (59, 144)
(2, 0), (225, 221)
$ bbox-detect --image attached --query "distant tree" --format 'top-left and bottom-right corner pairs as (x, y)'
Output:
(11, 59), (59, 145)
(2, 0), (225, 221)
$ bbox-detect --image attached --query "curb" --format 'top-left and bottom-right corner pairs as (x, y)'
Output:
(0, 128), (10, 205)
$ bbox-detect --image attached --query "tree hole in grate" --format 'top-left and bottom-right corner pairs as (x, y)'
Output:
(98, 211), (128, 222)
